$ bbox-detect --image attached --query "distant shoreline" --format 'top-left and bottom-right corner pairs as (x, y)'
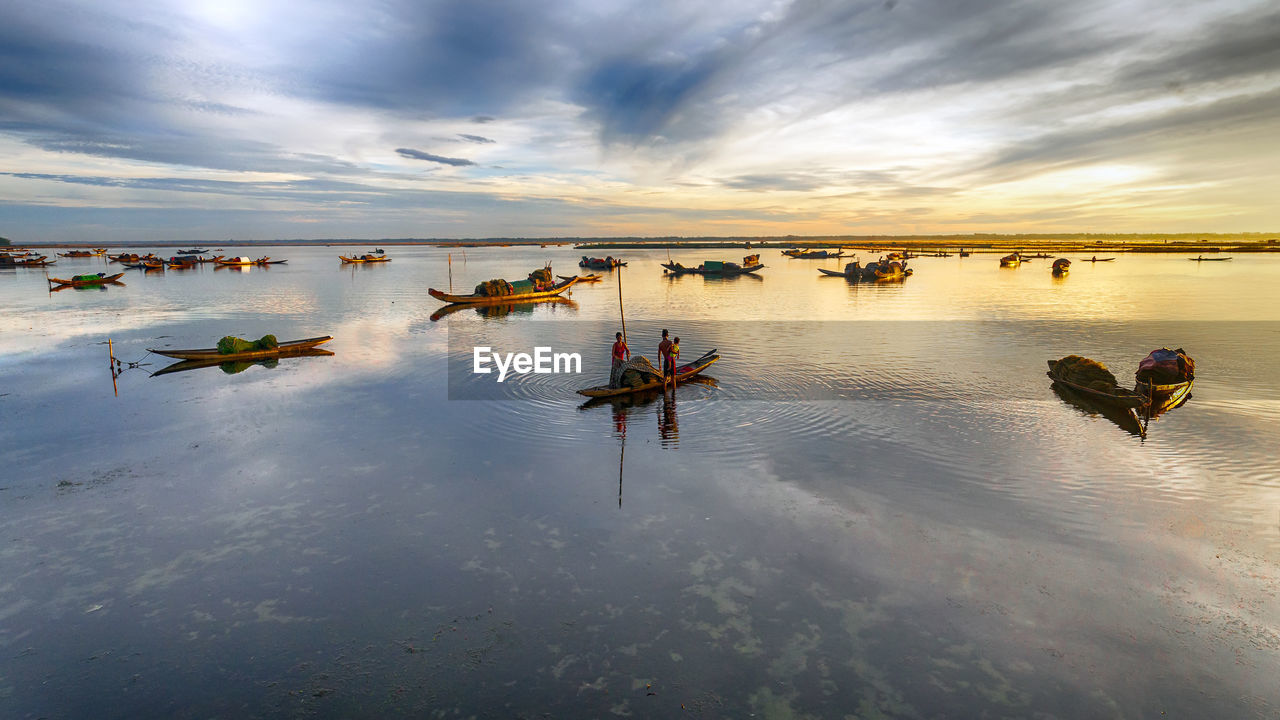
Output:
(6, 233), (1279, 253)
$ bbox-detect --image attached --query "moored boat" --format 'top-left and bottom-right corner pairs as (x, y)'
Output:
(216, 256), (281, 266)
(340, 254), (392, 263)
(1000, 252), (1021, 267)
(1047, 356), (1147, 410)
(430, 268), (577, 305)
(1134, 348), (1194, 413)
(1190, 256), (1231, 261)
(579, 256), (626, 269)
(662, 255), (765, 276)
(148, 335), (333, 361)
(578, 350), (719, 397)
(558, 273), (601, 282)
(1051, 258), (1071, 276)
(48, 272), (125, 287)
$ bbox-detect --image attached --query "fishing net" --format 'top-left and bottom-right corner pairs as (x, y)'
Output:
(616, 355), (662, 388)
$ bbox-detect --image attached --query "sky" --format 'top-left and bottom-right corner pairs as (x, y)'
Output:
(1, 0), (1278, 242)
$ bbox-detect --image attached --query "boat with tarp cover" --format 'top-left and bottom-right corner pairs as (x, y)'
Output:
(48, 272), (125, 287)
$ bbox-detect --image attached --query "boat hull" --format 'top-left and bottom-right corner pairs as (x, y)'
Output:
(148, 336), (333, 361)
(49, 273), (125, 287)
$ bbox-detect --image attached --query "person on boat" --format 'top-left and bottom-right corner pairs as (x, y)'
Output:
(609, 332), (630, 388)
(658, 330), (674, 388)
(671, 337), (681, 367)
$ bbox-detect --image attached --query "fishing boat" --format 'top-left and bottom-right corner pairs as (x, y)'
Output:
(429, 276), (578, 305)
(662, 255), (765, 276)
(109, 253), (156, 263)
(577, 350), (719, 398)
(48, 272), (125, 287)
(1025, 252), (1053, 259)
(788, 249), (845, 259)
(178, 248), (208, 254)
(340, 254), (392, 263)
(57, 250), (97, 257)
(1047, 357), (1147, 409)
(216, 256), (283, 266)
(13, 256), (54, 266)
(1134, 348), (1194, 412)
(558, 273), (601, 282)
(1189, 256), (1231, 261)
(999, 252), (1021, 267)
(579, 256), (626, 269)
(1051, 258), (1071, 276)
(817, 260), (862, 279)
(1085, 257), (1115, 262)
(123, 260), (164, 270)
(166, 256), (197, 269)
(869, 259), (911, 280)
(148, 335), (333, 361)
(151, 348), (334, 377)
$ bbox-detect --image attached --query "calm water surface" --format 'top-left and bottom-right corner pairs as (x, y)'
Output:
(2, 246), (1278, 718)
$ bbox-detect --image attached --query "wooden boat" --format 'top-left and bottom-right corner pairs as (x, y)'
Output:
(340, 254), (392, 263)
(148, 335), (333, 361)
(788, 249), (845, 259)
(817, 266), (858, 278)
(579, 256), (626, 269)
(48, 272), (125, 287)
(58, 250), (97, 257)
(662, 260), (765, 276)
(151, 349), (334, 377)
(109, 253), (156, 263)
(1051, 258), (1071, 276)
(14, 257), (54, 266)
(999, 252), (1021, 267)
(1046, 359), (1147, 409)
(216, 256), (282, 266)
(123, 260), (164, 269)
(558, 273), (601, 282)
(429, 276), (578, 305)
(578, 350), (719, 397)
(1135, 378), (1193, 414)
(166, 259), (197, 269)
(1189, 256), (1231, 261)
(178, 248), (208, 254)
(1086, 257), (1115, 262)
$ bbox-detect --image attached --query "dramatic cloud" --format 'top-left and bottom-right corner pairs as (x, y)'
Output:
(0, 0), (1277, 241)
(394, 148), (476, 167)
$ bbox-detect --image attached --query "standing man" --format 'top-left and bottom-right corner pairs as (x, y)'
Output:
(609, 332), (630, 388)
(658, 329), (674, 391)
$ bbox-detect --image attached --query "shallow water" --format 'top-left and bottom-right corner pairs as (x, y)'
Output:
(2, 246), (1278, 717)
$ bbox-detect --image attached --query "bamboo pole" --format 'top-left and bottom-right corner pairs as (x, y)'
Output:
(448, 253), (452, 294)
(617, 263), (626, 345)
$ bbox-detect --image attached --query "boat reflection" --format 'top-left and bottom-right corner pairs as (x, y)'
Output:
(151, 349), (335, 377)
(577, 376), (718, 415)
(50, 282), (124, 293)
(1051, 383), (1144, 436)
(429, 296), (578, 321)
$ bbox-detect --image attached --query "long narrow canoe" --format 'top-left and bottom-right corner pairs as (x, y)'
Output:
(49, 273), (125, 287)
(429, 277), (578, 305)
(1046, 371), (1147, 410)
(1085, 258), (1116, 262)
(559, 274), (601, 282)
(340, 255), (392, 263)
(151, 349), (334, 377)
(148, 335), (333, 361)
(578, 350), (719, 397)
(1189, 257), (1231, 261)
(661, 262), (765, 276)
